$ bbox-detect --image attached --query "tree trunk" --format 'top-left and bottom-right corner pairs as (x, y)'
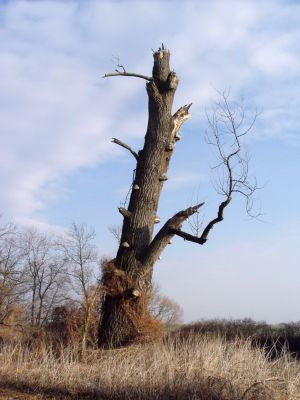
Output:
(98, 48), (257, 348)
(98, 48), (191, 348)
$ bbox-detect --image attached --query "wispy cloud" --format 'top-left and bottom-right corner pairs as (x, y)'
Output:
(1, 0), (300, 226)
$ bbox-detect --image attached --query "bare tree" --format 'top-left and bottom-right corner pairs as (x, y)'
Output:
(60, 223), (101, 352)
(98, 46), (258, 348)
(149, 283), (183, 328)
(0, 219), (24, 326)
(20, 228), (67, 328)
(108, 224), (122, 244)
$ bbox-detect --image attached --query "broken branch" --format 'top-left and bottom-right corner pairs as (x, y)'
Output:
(171, 196), (231, 244)
(118, 207), (132, 219)
(143, 203), (204, 265)
(112, 138), (139, 161)
(171, 103), (192, 141)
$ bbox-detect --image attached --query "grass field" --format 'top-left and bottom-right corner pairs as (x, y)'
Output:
(0, 333), (300, 399)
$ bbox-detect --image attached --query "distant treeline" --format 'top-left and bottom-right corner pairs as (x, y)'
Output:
(175, 319), (300, 359)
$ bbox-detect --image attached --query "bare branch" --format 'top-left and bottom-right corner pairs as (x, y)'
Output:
(171, 197), (231, 244)
(111, 138), (139, 161)
(103, 56), (153, 81)
(103, 72), (152, 81)
(200, 197), (231, 241)
(173, 92), (258, 246)
(205, 91), (259, 218)
(169, 229), (206, 244)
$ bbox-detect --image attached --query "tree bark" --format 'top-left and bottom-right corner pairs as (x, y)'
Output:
(98, 49), (258, 348)
(98, 49), (191, 348)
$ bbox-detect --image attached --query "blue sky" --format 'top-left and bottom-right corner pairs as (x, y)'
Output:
(1, 0), (300, 323)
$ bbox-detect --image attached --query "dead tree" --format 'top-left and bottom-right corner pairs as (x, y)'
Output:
(98, 47), (257, 348)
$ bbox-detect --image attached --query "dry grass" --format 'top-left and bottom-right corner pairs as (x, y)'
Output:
(0, 334), (300, 399)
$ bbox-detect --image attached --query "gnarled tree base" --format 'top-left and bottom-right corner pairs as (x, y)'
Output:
(99, 294), (164, 348)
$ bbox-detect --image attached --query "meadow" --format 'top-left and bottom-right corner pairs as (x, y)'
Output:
(1, 324), (300, 399)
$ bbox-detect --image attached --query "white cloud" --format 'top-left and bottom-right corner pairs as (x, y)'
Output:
(1, 0), (300, 226)
(0, 0), (143, 220)
(16, 215), (66, 236)
(252, 46), (299, 76)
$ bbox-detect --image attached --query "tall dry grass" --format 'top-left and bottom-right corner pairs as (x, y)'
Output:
(0, 334), (299, 399)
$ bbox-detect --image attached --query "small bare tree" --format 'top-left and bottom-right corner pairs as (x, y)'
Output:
(150, 283), (183, 328)
(60, 223), (101, 352)
(98, 46), (258, 348)
(108, 224), (122, 244)
(0, 219), (24, 326)
(20, 228), (67, 328)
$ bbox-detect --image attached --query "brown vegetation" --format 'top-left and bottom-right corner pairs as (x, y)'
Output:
(0, 217), (182, 353)
(0, 333), (299, 399)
